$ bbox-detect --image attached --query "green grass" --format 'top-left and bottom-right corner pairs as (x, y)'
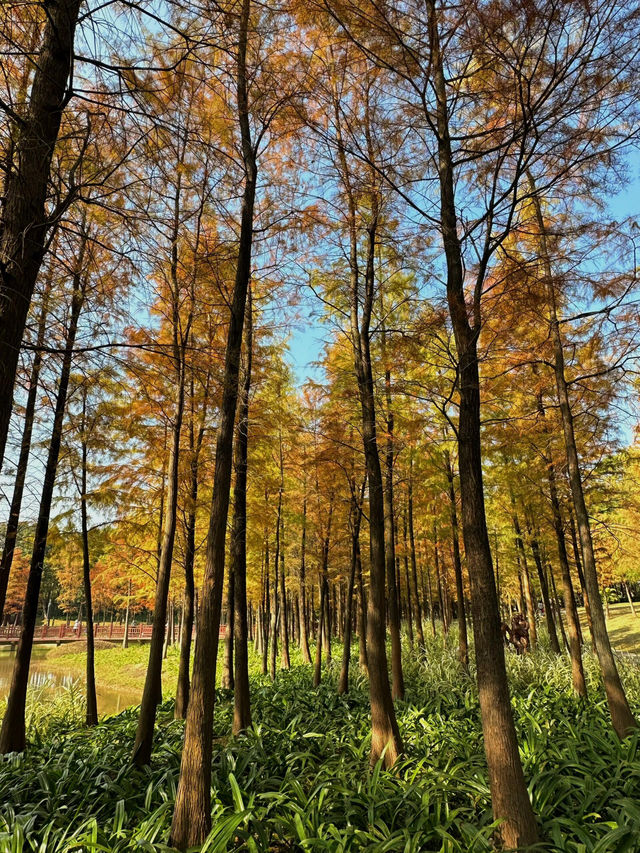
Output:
(2, 635), (640, 851)
(575, 601), (640, 654)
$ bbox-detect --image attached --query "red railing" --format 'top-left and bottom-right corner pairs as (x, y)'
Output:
(0, 623), (226, 642)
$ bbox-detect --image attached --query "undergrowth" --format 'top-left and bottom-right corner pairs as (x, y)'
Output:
(1, 635), (640, 852)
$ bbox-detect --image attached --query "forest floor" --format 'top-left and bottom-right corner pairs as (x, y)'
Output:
(1, 635), (640, 851)
(578, 601), (640, 653)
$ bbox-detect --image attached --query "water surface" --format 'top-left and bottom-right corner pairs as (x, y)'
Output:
(0, 646), (139, 716)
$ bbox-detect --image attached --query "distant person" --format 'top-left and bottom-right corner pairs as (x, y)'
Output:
(510, 613), (529, 655)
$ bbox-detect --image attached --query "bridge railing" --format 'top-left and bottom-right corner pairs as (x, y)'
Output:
(0, 623), (226, 641)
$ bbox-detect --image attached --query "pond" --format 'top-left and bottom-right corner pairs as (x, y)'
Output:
(0, 647), (140, 717)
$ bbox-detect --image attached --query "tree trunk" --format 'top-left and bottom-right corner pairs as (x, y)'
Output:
(313, 578), (325, 688)
(408, 459), (425, 649)
(444, 449), (468, 667)
(298, 494), (312, 664)
(570, 514), (595, 649)
(357, 542), (368, 671)
(277, 435), (290, 670)
(332, 75), (401, 766)
(262, 543), (270, 676)
(511, 506), (537, 649)
(548, 567), (569, 652)
(402, 509), (414, 647)
(624, 582), (636, 618)
(427, 4), (538, 843)
(270, 521), (279, 682)
(314, 497), (333, 686)
(530, 183), (637, 739)
(174, 381), (204, 719)
(123, 580), (131, 650)
(551, 497), (587, 694)
(80, 391), (98, 727)
(170, 2), (256, 837)
(0, 249), (86, 755)
(339, 478), (364, 694)
(133, 360), (186, 764)
(525, 510), (560, 653)
(0, 279), (51, 618)
(232, 286), (253, 734)
(222, 567), (235, 689)
(380, 308), (404, 700)
(433, 524), (447, 634)
(0, 0), (82, 468)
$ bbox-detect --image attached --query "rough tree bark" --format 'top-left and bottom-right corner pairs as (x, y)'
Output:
(0, 0), (82, 468)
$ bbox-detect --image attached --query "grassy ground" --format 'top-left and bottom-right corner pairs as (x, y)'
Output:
(2, 635), (640, 851)
(577, 600), (640, 654)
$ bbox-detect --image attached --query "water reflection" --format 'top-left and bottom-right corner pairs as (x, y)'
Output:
(0, 647), (139, 716)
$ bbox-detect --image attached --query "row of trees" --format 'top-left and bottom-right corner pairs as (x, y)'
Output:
(2, 0), (640, 848)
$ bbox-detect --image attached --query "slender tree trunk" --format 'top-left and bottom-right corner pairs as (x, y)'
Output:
(408, 460), (425, 649)
(277, 435), (290, 670)
(444, 449), (468, 667)
(547, 472), (587, 694)
(0, 251), (86, 754)
(270, 514), (279, 681)
(511, 507), (537, 649)
(357, 543), (368, 671)
(313, 578), (325, 688)
(123, 580), (131, 650)
(339, 478), (364, 694)
(380, 305), (404, 700)
(315, 497), (333, 686)
(80, 392), (98, 727)
(0, 280), (51, 618)
(262, 544), (270, 676)
(170, 5), (256, 836)
(175, 386), (203, 719)
(133, 360), (186, 764)
(333, 77), (401, 766)
(548, 567), (569, 651)
(222, 568), (235, 689)
(624, 582), (636, 618)
(570, 514), (595, 649)
(530, 183), (637, 739)
(424, 553), (437, 638)
(525, 510), (560, 654)
(323, 570), (331, 665)
(427, 5), (538, 842)
(299, 494), (312, 664)
(402, 509), (414, 647)
(433, 525), (447, 634)
(232, 287), (253, 734)
(0, 0), (82, 468)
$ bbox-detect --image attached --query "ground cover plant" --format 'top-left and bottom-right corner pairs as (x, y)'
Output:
(1, 639), (640, 852)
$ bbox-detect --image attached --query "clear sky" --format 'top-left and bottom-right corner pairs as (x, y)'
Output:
(286, 151), (640, 390)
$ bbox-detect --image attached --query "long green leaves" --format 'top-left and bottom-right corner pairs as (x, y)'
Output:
(1, 639), (640, 851)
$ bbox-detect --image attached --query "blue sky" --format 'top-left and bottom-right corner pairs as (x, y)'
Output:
(286, 151), (640, 390)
